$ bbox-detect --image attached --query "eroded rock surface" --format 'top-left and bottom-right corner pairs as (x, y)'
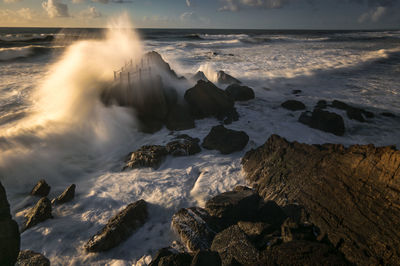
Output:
(166, 136), (201, 157)
(16, 250), (50, 266)
(202, 125), (249, 154)
(124, 145), (168, 170)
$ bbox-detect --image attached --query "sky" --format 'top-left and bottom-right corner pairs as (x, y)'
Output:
(0, 0), (399, 29)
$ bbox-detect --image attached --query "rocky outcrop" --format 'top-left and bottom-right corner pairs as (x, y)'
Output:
(85, 199), (148, 252)
(0, 182), (20, 265)
(242, 134), (400, 265)
(31, 179), (50, 197)
(217, 71), (241, 85)
(191, 250), (221, 266)
(52, 184), (75, 205)
(24, 197), (52, 231)
(165, 104), (195, 131)
(299, 109), (345, 136)
(225, 84), (255, 101)
(281, 100), (306, 111)
(166, 135), (201, 156)
(331, 100), (374, 122)
(191, 71), (208, 82)
(202, 125), (249, 154)
(16, 250), (50, 266)
(124, 145), (168, 170)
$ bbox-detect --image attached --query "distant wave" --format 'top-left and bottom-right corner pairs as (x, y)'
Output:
(0, 35), (54, 43)
(0, 45), (57, 61)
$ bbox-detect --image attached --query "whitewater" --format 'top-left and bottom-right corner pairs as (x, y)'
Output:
(1, 17), (400, 265)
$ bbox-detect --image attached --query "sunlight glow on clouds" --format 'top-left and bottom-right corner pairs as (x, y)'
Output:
(42, 0), (70, 18)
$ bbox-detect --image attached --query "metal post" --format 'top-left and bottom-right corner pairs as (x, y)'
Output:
(127, 72), (131, 89)
(114, 71), (116, 81)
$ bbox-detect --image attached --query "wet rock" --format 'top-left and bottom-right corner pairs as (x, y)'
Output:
(217, 71), (241, 85)
(242, 134), (400, 265)
(331, 100), (374, 122)
(237, 221), (271, 238)
(381, 112), (396, 117)
(315, 100), (327, 109)
(211, 225), (260, 266)
(165, 104), (195, 131)
(299, 109), (345, 136)
(191, 250), (221, 266)
(281, 100), (306, 111)
(16, 250), (50, 266)
(158, 253), (192, 266)
(149, 247), (175, 266)
(24, 197), (52, 231)
(171, 207), (216, 252)
(220, 107), (239, 125)
(281, 218), (315, 242)
(30, 179), (50, 197)
(292, 89), (302, 95)
(225, 84), (255, 101)
(202, 125), (249, 154)
(166, 137), (201, 156)
(143, 51), (181, 80)
(191, 71), (209, 82)
(124, 145), (168, 170)
(85, 199), (148, 252)
(0, 182), (20, 265)
(52, 184), (75, 205)
(184, 80), (235, 119)
(257, 200), (287, 226)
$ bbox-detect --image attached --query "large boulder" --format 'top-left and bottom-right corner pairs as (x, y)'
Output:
(51, 184), (75, 205)
(202, 125), (249, 154)
(299, 109), (345, 136)
(281, 100), (306, 111)
(124, 145), (168, 170)
(16, 250), (50, 266)
(225, 84), (255, 101)
(217, 71), (241, 85)
(166, 136), (201, 157)
(191, 250), (221, 266)
(184, 80), (235, 119)
(242, 134), (400, 265)
(85, 199), (148, 252)
(24, 197), (52, 231)
(0, 182), (20, 265)
(30, 179), (50, 197)
(165, 104), (195, 131)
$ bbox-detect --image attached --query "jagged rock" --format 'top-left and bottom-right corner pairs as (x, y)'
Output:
(149, 247), (175, 266)
(217, 71), (241, 85)
(24, 197), (52, 231)
(281, 100), (306, 111)
(315, 100), (327, 109)
(191, 71), (209, 82)
(165, 104), (195, 131)
(30, 179), (50, 197)
(242, 134), (400, 265)
(52, 184), (75, 205)
(202, 125), (249, 154)
(281, 218), (315, 242)
(166, 137), (201, 156)
(331, 100), (374, 122)
(171, 207), (216, 252)
(184, 80), (235, 119)
(257, 200), (287, 226)
(124, 145), (168, 170)
(16, 250), (50, 266)
(225, 84), (255, 101)
(237, 221), (271, 238)
(258, 241), (349, 266)
(158, 253), (192, 266)
(191, 250), (221, 266)
(0, 182), (20, 265)
(211, 225), (260, 266)
(299, 109), (345, 136)
(85, 199), (148, 252)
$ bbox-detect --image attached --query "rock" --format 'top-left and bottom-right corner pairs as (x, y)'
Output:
(143, 51), (181, 80)
(258, 241), (349, 266)
(381, 112), (396, 117)
(24, 197), (52, 231)
(85, 199), (148, 252)
(166, 137), (201, 157)
(124, 145), (168, 170)
(281, 100), (306, 111)
(0, 182), (20, 266)
(149, 247), (175, 266)
(158, 253), (192, 266)
(165, 104), (195, 131)
(205, 189), (260, 226)
(30, 179), (50, 197)
(331, 100), (374, 122)
(191, 250), (221, 266)
(184, 80), (234, 119)
(16, 250), (50, 266)
(242, 134), (400, 265)
(171, 207), (216, 252)
(292, 89), (302, 95)
(299, 109), (345, 136)
(225, 84), (255, 101)
(281, 218), (315, 242)
(211, 225), (260, 266)
(52, 184), (75, 205)
(237, 221), (271, 238)
(202, 125), (249, 154)
(217, 71), (241, 85)
(315, 100), (327, 109)
(257, 200), (287, 226)
(191, 71), (209, 82)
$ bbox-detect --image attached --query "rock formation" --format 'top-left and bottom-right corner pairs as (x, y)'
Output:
(299, 108), (345, 136)
(217, 71), (241, 85)
(202, 125), (249, 154)
(51, 184), (75, 205)
(24, 197), (52, 231)
(16, 250), (50, 266)
(30, 179), (50, 197)
(281, 100), (306, 111)
(225, 84), (255, 102)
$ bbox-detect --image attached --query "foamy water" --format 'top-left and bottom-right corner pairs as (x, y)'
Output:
(0, 21), (400, 265)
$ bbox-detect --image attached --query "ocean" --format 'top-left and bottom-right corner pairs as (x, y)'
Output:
(1, 24), (400, 265)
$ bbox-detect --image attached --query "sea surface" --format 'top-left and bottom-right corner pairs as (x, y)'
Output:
(1, 25), (400, 265)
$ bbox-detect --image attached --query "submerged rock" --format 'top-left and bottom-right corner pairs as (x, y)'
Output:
(331, 100), (374, 122)
(85, 199), (148, 252)
(202, 125), (249, 154)
(16, 250), (50, 266)
(30, 179), (50, 197)
(225, 84), (255, 101)
(299, 109), (345, 136)
(315, 100), (328, 109)
(24, 197), (52, 231)
(124, 145), (168, 170)
(242, 134), (400, 265)
(0, 182), (20, 265)
(281, 100), (306, 111)
(217, 71), (241, 85)
(52, 184), (75, 205)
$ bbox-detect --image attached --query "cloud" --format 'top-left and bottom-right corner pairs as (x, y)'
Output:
(358, 5), (387, 23)
(42, 0), (70, 18)
(3, 0), (23, 3)
(180, 11), (209, 25)
(186, 0), (190, 7)
(219, 0), (292, 11)
(80, 6), (102, 18)
(0, 8), (39, 24)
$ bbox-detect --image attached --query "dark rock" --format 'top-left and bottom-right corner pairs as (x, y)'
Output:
(52, 184), (75, 205)
(233, 185), (253, 192)
(220, 108), (239, 125)
(242, 134), (400, 265)
(211, 225), (260, 266)
(0, 182), (20, 266)
(225, 84), (255, 101)
(191, 250), (221, 266)
(381, 112), (396, 117)
(30, 179), (50, 197)
(24, 197), (52, 231)
(184, 80), (234, 119)
(299, 109), (345, 136)
(165, 104), (195, 131)
(174, 134), (200, 143)
(292, 89), (302, 95)
(202, 125), (249, 154)
(281, 100), (306, 111)
(315, 100), (327, 109)
(149, 247), (175, 266)
(331, 100), (374, 122)
(143, 51), (181, 80)
(258, 241), (349, 266)
(158, 253), (192, 266)
(16, 250), (50, 266)
(191, 71), (209, 82)
(85, 199), (148, 252)
(257, 200), (287, 226)
(237, 221), (271, 238)
(124, 145), (168, 170)
(281, 218), (315, 242)
(171, 207), (216, 252)
(166, 138), (201, 156)
(217, 71), (241, 85)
